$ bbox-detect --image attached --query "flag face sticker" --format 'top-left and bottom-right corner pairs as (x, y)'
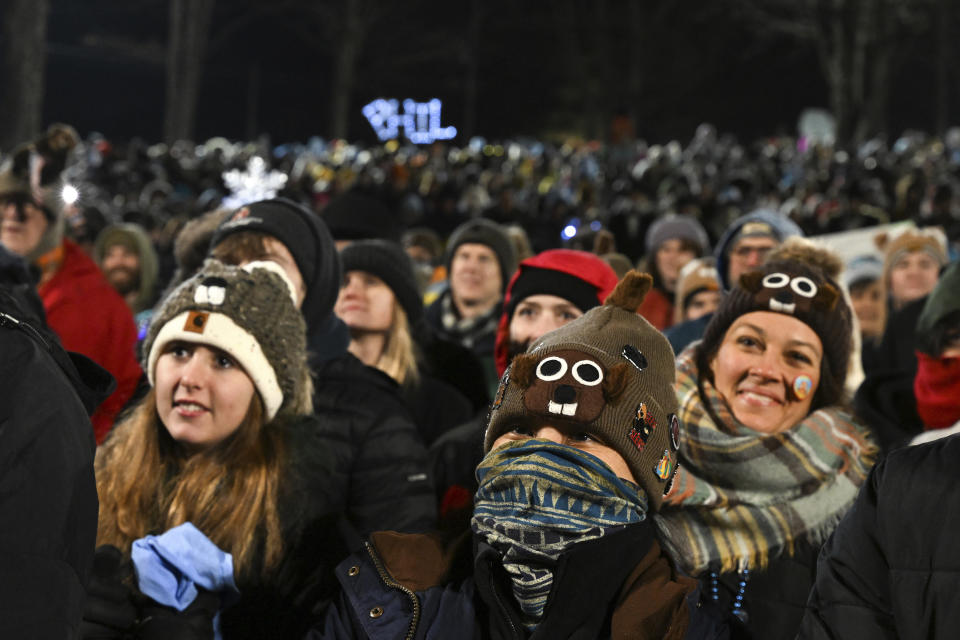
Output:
(184, 310), (209, 334)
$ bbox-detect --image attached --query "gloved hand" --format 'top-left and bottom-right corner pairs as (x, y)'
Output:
(136, 588), (220, 640)
(79, 545), (138, 640)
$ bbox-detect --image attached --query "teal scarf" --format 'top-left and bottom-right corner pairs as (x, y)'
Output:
(472, 440), (647, 631)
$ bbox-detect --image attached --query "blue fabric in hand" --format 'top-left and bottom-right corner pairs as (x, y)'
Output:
(131, 522), (241, 635)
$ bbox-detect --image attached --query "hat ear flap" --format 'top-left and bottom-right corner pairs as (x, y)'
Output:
(813, 282), (839, 310)
(510, 353), (538, 389)
(739, 271), (764, 292)
(602, 362), (631, 403)
(604, 270), (652, 312)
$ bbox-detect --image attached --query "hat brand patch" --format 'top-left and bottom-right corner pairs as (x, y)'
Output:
(184, 310), (209, 334)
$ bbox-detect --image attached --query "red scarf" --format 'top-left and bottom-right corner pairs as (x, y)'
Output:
(915, 351), (960, 430)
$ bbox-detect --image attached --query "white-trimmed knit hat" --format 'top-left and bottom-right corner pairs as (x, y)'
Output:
(143, 259), (312, 420)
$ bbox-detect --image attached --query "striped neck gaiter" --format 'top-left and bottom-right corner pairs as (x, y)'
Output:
(471, 439), (647, 631)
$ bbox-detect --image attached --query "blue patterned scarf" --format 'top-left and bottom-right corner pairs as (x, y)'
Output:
(471, 440), (648, 631)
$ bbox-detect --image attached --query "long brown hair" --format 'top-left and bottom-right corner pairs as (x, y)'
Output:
(96, 389), (287, 580)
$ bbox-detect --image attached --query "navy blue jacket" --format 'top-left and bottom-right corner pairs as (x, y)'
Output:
(309, 522), (728, 640)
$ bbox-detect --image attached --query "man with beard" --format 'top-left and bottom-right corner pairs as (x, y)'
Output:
(94, 223), (159, 332)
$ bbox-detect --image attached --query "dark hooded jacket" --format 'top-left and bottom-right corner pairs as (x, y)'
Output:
(0, 252), (110, 638)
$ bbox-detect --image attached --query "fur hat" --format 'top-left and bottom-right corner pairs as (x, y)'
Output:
(699, 249), (854, 410)
(485, 271), (680, 511)
(445, 218), (517, 289)
(339, 239), (423, 326)
(144, 260), (312, 421)
(0, 124), (79, 260)
(876, 228), (948, 286)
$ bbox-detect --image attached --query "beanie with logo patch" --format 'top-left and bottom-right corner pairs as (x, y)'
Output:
(143, 259), (312, 421)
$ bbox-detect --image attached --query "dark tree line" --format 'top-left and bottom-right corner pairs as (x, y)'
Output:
(2, 0), (958, 148)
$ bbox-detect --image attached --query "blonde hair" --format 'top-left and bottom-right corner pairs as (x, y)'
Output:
(95, 389), (287, 580)
(375, 302), (420, 387)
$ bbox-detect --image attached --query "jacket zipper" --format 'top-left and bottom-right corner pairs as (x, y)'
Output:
(488, 577), (521, 640)
(0, 311), (50, 349)
(365, 541), (421, 640)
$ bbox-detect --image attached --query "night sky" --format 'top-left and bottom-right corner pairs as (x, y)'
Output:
(42, 0), (948, 146)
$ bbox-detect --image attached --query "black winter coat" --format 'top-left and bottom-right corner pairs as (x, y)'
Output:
(219, 416), (353, 639)
(853, 298), (926, 453)
(83, 415), (352, 640)
(703, 538), (820, 640)
(0, 286), (107, 638)
(312, 353), (437, 535)
(799, 437), (960, 640)
(401, 372), (474, 447)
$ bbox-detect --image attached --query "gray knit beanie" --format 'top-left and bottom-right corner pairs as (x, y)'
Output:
(144, 259), (312, 420)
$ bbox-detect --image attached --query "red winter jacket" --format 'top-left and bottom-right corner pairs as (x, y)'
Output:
(493, 249), (619, 377)
(636, 285), (674, 331)
(39, 239), (142, 443)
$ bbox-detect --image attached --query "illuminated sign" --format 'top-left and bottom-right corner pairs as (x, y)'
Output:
(362, 98), (457, 144)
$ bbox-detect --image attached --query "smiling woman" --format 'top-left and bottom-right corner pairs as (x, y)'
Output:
(657, 252), (876, 640)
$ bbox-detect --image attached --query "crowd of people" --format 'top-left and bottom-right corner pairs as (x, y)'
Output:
(1, 121), (959, 639)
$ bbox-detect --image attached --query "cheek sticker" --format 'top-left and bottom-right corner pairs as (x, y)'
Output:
(793, 375), (813, 400)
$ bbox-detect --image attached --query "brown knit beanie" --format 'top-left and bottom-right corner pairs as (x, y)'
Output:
(673, 258), (720, 324)
(485, 271), (680, 511)
(143, 259), (312, 420)
(698, 259), (854, 409)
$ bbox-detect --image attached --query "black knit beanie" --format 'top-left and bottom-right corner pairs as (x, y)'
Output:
(445, 218), (517, 290)
(339, 239), (423, 326)
(210, 198), (342, 330)
(698, 259), (854, 409)
(505, 266), (605, 320)
(322, 191), (402, 242)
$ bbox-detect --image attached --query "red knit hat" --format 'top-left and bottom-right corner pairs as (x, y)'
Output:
(494, 249), (619, 376)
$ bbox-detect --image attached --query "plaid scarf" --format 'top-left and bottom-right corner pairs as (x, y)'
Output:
(472, 440), (647, 631)
(438, 289), (501, 350)
(655, 345), (875, 576)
